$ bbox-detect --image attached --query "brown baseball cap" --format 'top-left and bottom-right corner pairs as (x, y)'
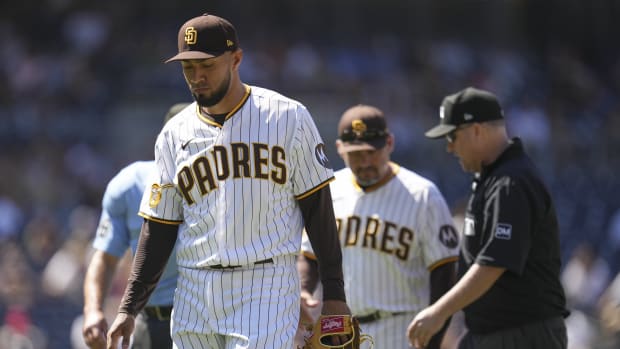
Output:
(165, 13), (239, 63)
(337, 105), (389, 153)
(425, 87), (504, 138)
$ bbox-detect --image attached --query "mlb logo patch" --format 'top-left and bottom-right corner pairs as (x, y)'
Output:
(495, 223), (512, 240)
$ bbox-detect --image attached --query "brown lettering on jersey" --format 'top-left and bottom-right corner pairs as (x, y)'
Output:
(231, 143), (250, 178)
(341, 215), (414, 260)
(345, 216), (361, 246)
(362, 217), (380, 249)
(253, 143), (269, 179)
(192, 156), (217, 194)
(271, 146), (286, 184)
(212, 145), (230, 180)
(177, 166), (196, 205)
(396, 227), (413, 261)
(181, 143), (290, 206)
(380, 221), (397, 254)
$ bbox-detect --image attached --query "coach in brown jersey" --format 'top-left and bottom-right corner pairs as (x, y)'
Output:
(408, 87), (569, 349)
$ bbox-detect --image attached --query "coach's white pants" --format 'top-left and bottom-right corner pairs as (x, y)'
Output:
(358, 311), (415, 348)
(171, 255), (299, 349)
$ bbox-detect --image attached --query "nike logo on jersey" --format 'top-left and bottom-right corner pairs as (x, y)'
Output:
(181, 138), (196, 150)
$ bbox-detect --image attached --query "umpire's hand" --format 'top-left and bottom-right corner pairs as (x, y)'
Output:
(106, 313), (135, 349)
(407, 305), (447, 349)
(82, 309), (108, 349)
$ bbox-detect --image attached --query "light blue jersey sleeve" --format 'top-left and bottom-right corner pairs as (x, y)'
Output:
(93, 162), (150, 256)
(92, 160), (178, 306)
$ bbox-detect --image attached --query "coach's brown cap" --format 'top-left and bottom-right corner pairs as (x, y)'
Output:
(337, 105), (389, 153)
(425, 87), (504, 138)
(165, 13), (239, 63)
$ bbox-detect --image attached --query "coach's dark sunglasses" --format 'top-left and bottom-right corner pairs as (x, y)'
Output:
(340, 129), (388, 142)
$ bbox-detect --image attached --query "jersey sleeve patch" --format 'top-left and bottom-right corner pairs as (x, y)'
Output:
(314, 143), (332, 169)
(494, 223), (512, 240)
(438, 224), (459, 248)
(149, 184), (163, 208)
(96, 217), (111, 238)
(148, 183), (176, 208)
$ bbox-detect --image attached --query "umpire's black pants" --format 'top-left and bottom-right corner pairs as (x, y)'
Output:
(458, 316), (567, 349)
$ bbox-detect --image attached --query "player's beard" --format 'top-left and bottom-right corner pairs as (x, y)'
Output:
(193, 72), (231, 107)
(353, 167), (380, 187)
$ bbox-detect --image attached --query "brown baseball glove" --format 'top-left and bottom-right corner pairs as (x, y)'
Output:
(298, 315), (374, 349)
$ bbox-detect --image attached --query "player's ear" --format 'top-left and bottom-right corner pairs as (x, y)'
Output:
(386, 133), (395, 153)
(231, 49), (243, 69)
(335, 139), (345, 160)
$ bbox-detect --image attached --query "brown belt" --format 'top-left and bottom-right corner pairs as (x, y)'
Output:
(356, 311), (407, 324)
(208, 258), (273, 270)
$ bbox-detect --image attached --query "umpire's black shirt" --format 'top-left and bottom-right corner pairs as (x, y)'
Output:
(459, 138), (569, 334)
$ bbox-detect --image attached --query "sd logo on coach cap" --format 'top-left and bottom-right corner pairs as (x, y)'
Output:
(165, 13), (239, 63)
(337, 105), (389, 154)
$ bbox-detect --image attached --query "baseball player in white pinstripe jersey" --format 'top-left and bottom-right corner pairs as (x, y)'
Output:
(106, 13), (351, 349)
(299, 105), (460, 348)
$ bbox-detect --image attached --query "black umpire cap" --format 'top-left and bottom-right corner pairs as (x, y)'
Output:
(425, 87), (504, 139)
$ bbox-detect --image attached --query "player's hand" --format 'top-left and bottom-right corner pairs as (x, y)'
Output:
(407, 305), (447, 348)
(106, 313), (135, 349)
(300, 290), (320, 329)
(320, 300), (352, 346)
(82, 309), (108, 349)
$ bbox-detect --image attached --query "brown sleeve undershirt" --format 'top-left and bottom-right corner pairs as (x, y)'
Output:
(298, 185), (346, 302)
(118, 219), (178, 316)
(427, 261), (457, 349)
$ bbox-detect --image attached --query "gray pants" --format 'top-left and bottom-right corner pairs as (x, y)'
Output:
(132, 312), (173, 349)
(458, 316), (567, 349)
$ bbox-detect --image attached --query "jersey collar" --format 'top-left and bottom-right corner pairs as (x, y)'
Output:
(197, 84), (252, 127)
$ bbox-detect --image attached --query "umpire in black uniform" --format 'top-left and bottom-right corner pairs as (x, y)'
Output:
(407, 87), (569, 349)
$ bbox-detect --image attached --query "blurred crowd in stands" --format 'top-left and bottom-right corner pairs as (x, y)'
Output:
(0, 1), (619, 348)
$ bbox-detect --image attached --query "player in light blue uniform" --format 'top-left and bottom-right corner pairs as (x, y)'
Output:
(82, 103), (189, 349)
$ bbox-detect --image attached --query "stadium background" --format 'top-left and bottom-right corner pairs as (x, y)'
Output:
(0, 1), (619, 348)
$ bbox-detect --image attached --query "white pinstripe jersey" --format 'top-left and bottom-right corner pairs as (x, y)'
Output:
(139, 85), (334, 269)
(302, 163), (459, 316)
